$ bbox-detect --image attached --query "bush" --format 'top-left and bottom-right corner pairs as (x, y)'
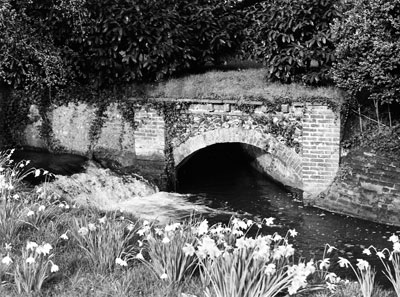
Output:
(331, 0), (400, 105)
(241, 0), (340, 85)
(1, 0), (244, 89)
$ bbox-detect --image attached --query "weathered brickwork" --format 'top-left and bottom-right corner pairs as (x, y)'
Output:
(301, 104), (340, 201)
(19, 99), (340, 197)
(316, 149), (400, 226)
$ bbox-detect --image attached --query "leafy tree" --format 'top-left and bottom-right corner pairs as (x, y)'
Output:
(331, 0), (400, 107)
(240, 0), (340, 85)
(0, 0), (70, 91)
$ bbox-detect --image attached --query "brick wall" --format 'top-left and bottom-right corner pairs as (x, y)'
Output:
(17, 100), (342, 195)
(316, 149), (400, 226)
(301, 104), (341, 201)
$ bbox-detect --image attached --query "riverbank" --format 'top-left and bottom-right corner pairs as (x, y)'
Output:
(0, 149), (400, 297)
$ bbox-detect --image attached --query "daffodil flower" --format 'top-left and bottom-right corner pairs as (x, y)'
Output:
(182, 243), (195, 257)
(356, 259), (369, 270)
(98, 216), (107, 224)
(88, 223), (96, 231)
(319, 258), (330, 270)
(338, 257), (350, 268)
(26, 241), (38, 251)
(60, 233), (69, 240)
(362, 248), (371, 255)
(1, 255), (12, 266)
(264, 217), (275, 226)
(115, 257), (128, 267)
(389, 234), (399, 243)
(289, 229), (298, 237)
(135, 253), (144, 260)
(376, 251), (385, 258)
(26, 257), (35, 264)
(78, 227), (89, 236)
(51, 263), (59, 272)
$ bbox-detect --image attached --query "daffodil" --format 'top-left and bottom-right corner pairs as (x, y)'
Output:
(51, 263), (59, 272)
(60, 233), (69, 240)
(338, 257), (350, 268)
(26, 241), (38, 251)
(88, 223), (96, 231)
(115, 257), (128, 267)
(135, 253), (144, 260)
(362, 248), (371, 255)
(26, 257), (36, 264)
(389, 234), (399, 243)
(356, 259), (369, 270)
(182, 243), (195, 257)
(78, 227), (89, 236)
(1, 255), (12, 266)
(289, 229), (298, 237)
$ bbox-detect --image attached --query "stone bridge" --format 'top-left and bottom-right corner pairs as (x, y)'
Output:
(21, 98), (340, 201)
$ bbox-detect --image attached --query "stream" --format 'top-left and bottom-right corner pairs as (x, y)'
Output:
(10, 146), (400, 287)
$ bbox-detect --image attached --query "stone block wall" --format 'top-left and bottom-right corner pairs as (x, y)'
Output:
(316, 149), (400, 226)
(302, 104), (341, 201)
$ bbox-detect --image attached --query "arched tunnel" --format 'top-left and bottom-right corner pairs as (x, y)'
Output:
(175, 142), (301, 217)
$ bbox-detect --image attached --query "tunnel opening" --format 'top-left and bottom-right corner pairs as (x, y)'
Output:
(176, 142), (288, 193)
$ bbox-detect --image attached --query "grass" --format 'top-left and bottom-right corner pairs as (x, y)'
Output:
(132, 68), (344, 105)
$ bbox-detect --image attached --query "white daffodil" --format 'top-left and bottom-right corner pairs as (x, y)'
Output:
(88, 223), (97, 231)
(60, 233), (69, 240)
(26, 241), (38, 251)
(51, 264), (59, 272)
(338, 257), (350, 268)
(78, 227), (89, 236)
(389, 234), (399, 243)
(98, 216), (107, 224)
(182, 243), (195, 257)
(26, 257), (36, 264)
(115, 257), (128, 267)
(135, 253), (144, 260)
(289, 229), (298, 237)
(1, 255), (13, 266)
(362, 248), (371, 255)
(356, 259), (369, 270)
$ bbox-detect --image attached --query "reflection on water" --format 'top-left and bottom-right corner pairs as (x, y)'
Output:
(177, 143), (399, 286)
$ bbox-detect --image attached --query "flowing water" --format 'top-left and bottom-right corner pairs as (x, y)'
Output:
(177, 143), (400, 286)
(11, 146), (400, 286)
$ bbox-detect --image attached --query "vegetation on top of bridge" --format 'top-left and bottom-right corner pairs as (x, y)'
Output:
(129, 69), (344, 108)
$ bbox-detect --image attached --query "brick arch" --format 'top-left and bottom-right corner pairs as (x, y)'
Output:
(173, 128), (303, 189)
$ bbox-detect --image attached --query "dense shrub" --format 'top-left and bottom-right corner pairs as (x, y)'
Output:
(0, 0), (245, 90)
(0, 0), (69, 91)
(240, 0), (340, 85)
(331, 0), (400, 105)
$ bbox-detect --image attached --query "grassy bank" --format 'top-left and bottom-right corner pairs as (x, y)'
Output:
(132, 69), (344, 106)
(0, 149), (399, 297)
